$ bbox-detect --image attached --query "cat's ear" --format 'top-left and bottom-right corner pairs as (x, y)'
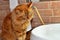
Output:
(27, 2), (32, 8)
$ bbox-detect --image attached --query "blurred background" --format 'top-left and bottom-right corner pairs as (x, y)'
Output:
(0, 0), (60, 40)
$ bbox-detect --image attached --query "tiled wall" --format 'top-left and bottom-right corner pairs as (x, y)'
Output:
(32, 1), (60, 28)
(0, 0), (10, 29)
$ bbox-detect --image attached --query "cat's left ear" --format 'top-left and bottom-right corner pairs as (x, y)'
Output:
(27, 2), (32, 8)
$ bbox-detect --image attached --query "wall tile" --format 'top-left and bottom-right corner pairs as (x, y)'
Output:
(0, 5), (9, 10)
(38, 9), (52, 16)
(53, 9), (60, 16)
(0, 0), (9, 5)
(51, 1), (60, 9)
(33, 2), (50, 9)
(0, 0), (9, 28)
(3, 0), (9, 1)
(42, 16), (51, 24)
(51, 17), (60, 23)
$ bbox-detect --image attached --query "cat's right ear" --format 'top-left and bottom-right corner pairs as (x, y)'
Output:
(27, 2), (32, 8)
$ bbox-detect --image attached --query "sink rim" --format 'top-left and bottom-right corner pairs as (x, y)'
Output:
(31, 23), (60, 39)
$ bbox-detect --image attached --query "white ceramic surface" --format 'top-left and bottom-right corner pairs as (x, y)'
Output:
(30, 23), (60, 40)
(31, 0), (40, 2)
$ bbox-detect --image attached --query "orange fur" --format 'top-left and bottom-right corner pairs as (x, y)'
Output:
(2, 2), (33, 40)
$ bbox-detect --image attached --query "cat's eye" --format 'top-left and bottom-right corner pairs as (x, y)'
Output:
(16, 12), (18, 14)
(19, 10), (23, 12)
(16, 10), (23, 15)
(16, 10), (20, 14)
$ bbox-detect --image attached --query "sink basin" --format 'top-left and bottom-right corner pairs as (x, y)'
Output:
(30, 24), (60, 40)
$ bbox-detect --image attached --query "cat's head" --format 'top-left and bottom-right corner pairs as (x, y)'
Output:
(13, 2), (33, 22)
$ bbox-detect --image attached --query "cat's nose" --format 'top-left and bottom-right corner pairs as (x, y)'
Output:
(16, 39), (18, 40)
(27, 16), (29, 19)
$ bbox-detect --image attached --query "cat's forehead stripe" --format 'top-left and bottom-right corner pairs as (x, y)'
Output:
(15, 4), (28, 11)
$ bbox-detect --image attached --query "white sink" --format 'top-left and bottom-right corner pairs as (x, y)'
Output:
(30, 23), (60, 40)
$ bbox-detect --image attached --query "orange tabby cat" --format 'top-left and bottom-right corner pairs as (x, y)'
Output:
(2, 2), (33, 40)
